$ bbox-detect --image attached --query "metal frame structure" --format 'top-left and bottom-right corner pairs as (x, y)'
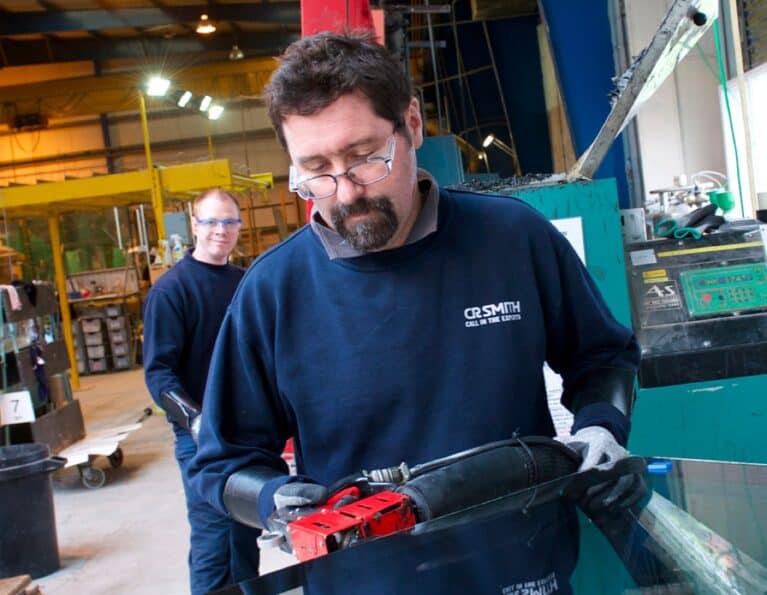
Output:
(0, 161), (272, 388)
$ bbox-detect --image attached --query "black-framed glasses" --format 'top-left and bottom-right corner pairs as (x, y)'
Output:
(194, 217), (242, 230)
(288, 134), (397, 201)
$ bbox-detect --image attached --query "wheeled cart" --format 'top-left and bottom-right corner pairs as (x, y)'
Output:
(58, 407), (152, 488)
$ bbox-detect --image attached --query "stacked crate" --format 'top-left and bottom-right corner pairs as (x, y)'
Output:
(80, 314), (108, 374)
(72, 321), (87, 375)
(104, 304), (131, 370)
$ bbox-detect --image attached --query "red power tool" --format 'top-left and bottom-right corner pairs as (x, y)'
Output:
(258, 483), (417, 562)
(288, 488), (416, 561)
(257, 437), (647, 562)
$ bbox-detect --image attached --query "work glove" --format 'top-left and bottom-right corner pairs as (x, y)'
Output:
(557, 426), (628, 472)
(558, 426), (647, 517)
(273, 481), (328, 511)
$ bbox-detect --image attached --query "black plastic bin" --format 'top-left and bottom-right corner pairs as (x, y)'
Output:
(0, 443), (66, 579)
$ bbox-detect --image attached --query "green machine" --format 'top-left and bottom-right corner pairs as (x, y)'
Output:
(624, 227), (767, 464)
(453, 0), (767, 466)
(457, 176), (767, 465)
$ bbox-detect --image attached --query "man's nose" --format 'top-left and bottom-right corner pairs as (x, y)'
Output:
(334, 173), (364, 205)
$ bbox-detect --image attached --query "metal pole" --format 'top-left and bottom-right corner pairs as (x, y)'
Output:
(425, 0), (444, 134)
(138, 204), (150, 258)
(135, 207), (144, 249)
(48, 214), (80, 390)
(113, 207), (123, 250)
(726, 0), (758, 217)
(207, 120), (215, 160)
(482, 21), (521, 175)
(138, 91), (167, 241)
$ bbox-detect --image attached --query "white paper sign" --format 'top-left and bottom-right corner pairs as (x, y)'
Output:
(545, 218), (585, 436)
(543, 364), (574, 437)
(551, 217), (586, 265)
(0, 390), (36, 426)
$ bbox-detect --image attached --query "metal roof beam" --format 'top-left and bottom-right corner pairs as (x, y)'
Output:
(0, 57), (277, 118)
(0, 4), (300, 36)
(0, 32), (298, 66)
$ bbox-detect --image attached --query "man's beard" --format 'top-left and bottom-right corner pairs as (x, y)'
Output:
(331, 196), (399, 251)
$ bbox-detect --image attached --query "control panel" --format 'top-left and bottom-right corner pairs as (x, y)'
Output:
(680, 263), (767, 317)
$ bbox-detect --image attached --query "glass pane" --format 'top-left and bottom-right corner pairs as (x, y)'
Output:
(212, 458), (767, 595)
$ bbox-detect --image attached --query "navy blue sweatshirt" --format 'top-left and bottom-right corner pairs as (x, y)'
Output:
(189, 189), (638, 592)
(191, 188), (638, 498)
(143, 250), (244, 409)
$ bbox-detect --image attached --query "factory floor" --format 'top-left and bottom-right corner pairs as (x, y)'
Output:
(34, 368), (295, 595)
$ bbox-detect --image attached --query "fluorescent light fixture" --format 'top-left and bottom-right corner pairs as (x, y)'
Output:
(177, 91), (193, 108)
(199, 95), (212, 112)
(146, 76), (170, 97)
(207, 105), (224, 120)
(482, 133), (521, 174)
(228, 44), (244, 61)
(196, 14), (216, 35)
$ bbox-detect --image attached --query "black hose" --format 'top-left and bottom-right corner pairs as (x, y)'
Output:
(398, 437), (580, 521)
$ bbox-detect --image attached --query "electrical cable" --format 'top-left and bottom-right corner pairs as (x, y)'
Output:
(713, 17), (745, 218)
(695, 42), (720, 82)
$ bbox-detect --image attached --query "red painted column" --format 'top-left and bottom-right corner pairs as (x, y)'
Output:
(299, 0), (377, 222)
(301, 0), (374, 36)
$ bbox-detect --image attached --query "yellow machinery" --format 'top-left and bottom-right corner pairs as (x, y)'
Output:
(0, 161), (273, 388)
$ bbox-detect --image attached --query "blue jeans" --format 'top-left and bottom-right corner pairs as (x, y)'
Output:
(175, 429), (261, 595)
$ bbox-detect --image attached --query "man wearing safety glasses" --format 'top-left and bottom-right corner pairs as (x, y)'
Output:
(191, 32), (642, 591)
(143, 189), (261, 595)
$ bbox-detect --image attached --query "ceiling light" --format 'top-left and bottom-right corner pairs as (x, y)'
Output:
(228, 44), (244, 61)
(482, 133), (521, 175)
(485, 135), (517, 159)
(199, 95), (212, 112)
(177, 91), (193, 108)
(196, 14), (216, 35)
(208, 105), (224, 120)
(146, 76), (170, 97)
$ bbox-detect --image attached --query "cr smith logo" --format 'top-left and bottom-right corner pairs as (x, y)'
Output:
(464, 300), (521, 328)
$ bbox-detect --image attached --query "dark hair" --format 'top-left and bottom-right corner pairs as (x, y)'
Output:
(265, 31), (414, 148)
(193, 188), (240, 215)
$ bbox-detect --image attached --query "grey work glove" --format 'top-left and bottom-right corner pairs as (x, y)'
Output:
(557, 426), (628, 471)
(558, 426), (647, 516)
(273, 481), (328, 510)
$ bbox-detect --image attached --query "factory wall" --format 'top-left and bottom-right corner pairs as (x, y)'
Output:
(624, 0), (727, 200)
(0, 62), (107, 185)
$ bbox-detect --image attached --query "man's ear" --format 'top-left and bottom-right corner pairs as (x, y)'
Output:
(406, 97), (424, 150)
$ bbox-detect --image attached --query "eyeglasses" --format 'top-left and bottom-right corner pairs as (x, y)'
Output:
(289, 134), (397, 201)
(194, 217), (242, 230)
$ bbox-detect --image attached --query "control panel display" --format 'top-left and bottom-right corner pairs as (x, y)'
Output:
(680, 263), (767, 317)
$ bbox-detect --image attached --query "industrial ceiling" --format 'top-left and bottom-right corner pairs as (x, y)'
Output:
(0, 1), (301, 69)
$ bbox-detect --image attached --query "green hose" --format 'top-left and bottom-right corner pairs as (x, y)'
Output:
(712, 17), (745, 218)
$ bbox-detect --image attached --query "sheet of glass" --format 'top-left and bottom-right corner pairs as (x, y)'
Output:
(213, 458), (767, 595)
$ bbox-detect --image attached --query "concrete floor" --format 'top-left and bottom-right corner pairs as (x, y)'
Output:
(34, 368), (294, 595)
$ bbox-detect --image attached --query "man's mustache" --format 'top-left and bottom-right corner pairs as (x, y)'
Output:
(334, 198), (387, 218)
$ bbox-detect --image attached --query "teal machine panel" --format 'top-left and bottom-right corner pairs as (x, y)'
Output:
(466, 178), (633, 327)
(630, 374), (767, 463)
(415, 135), (465, 188)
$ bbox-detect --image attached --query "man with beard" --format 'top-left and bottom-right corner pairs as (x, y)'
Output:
(190, 32), (642, 592)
